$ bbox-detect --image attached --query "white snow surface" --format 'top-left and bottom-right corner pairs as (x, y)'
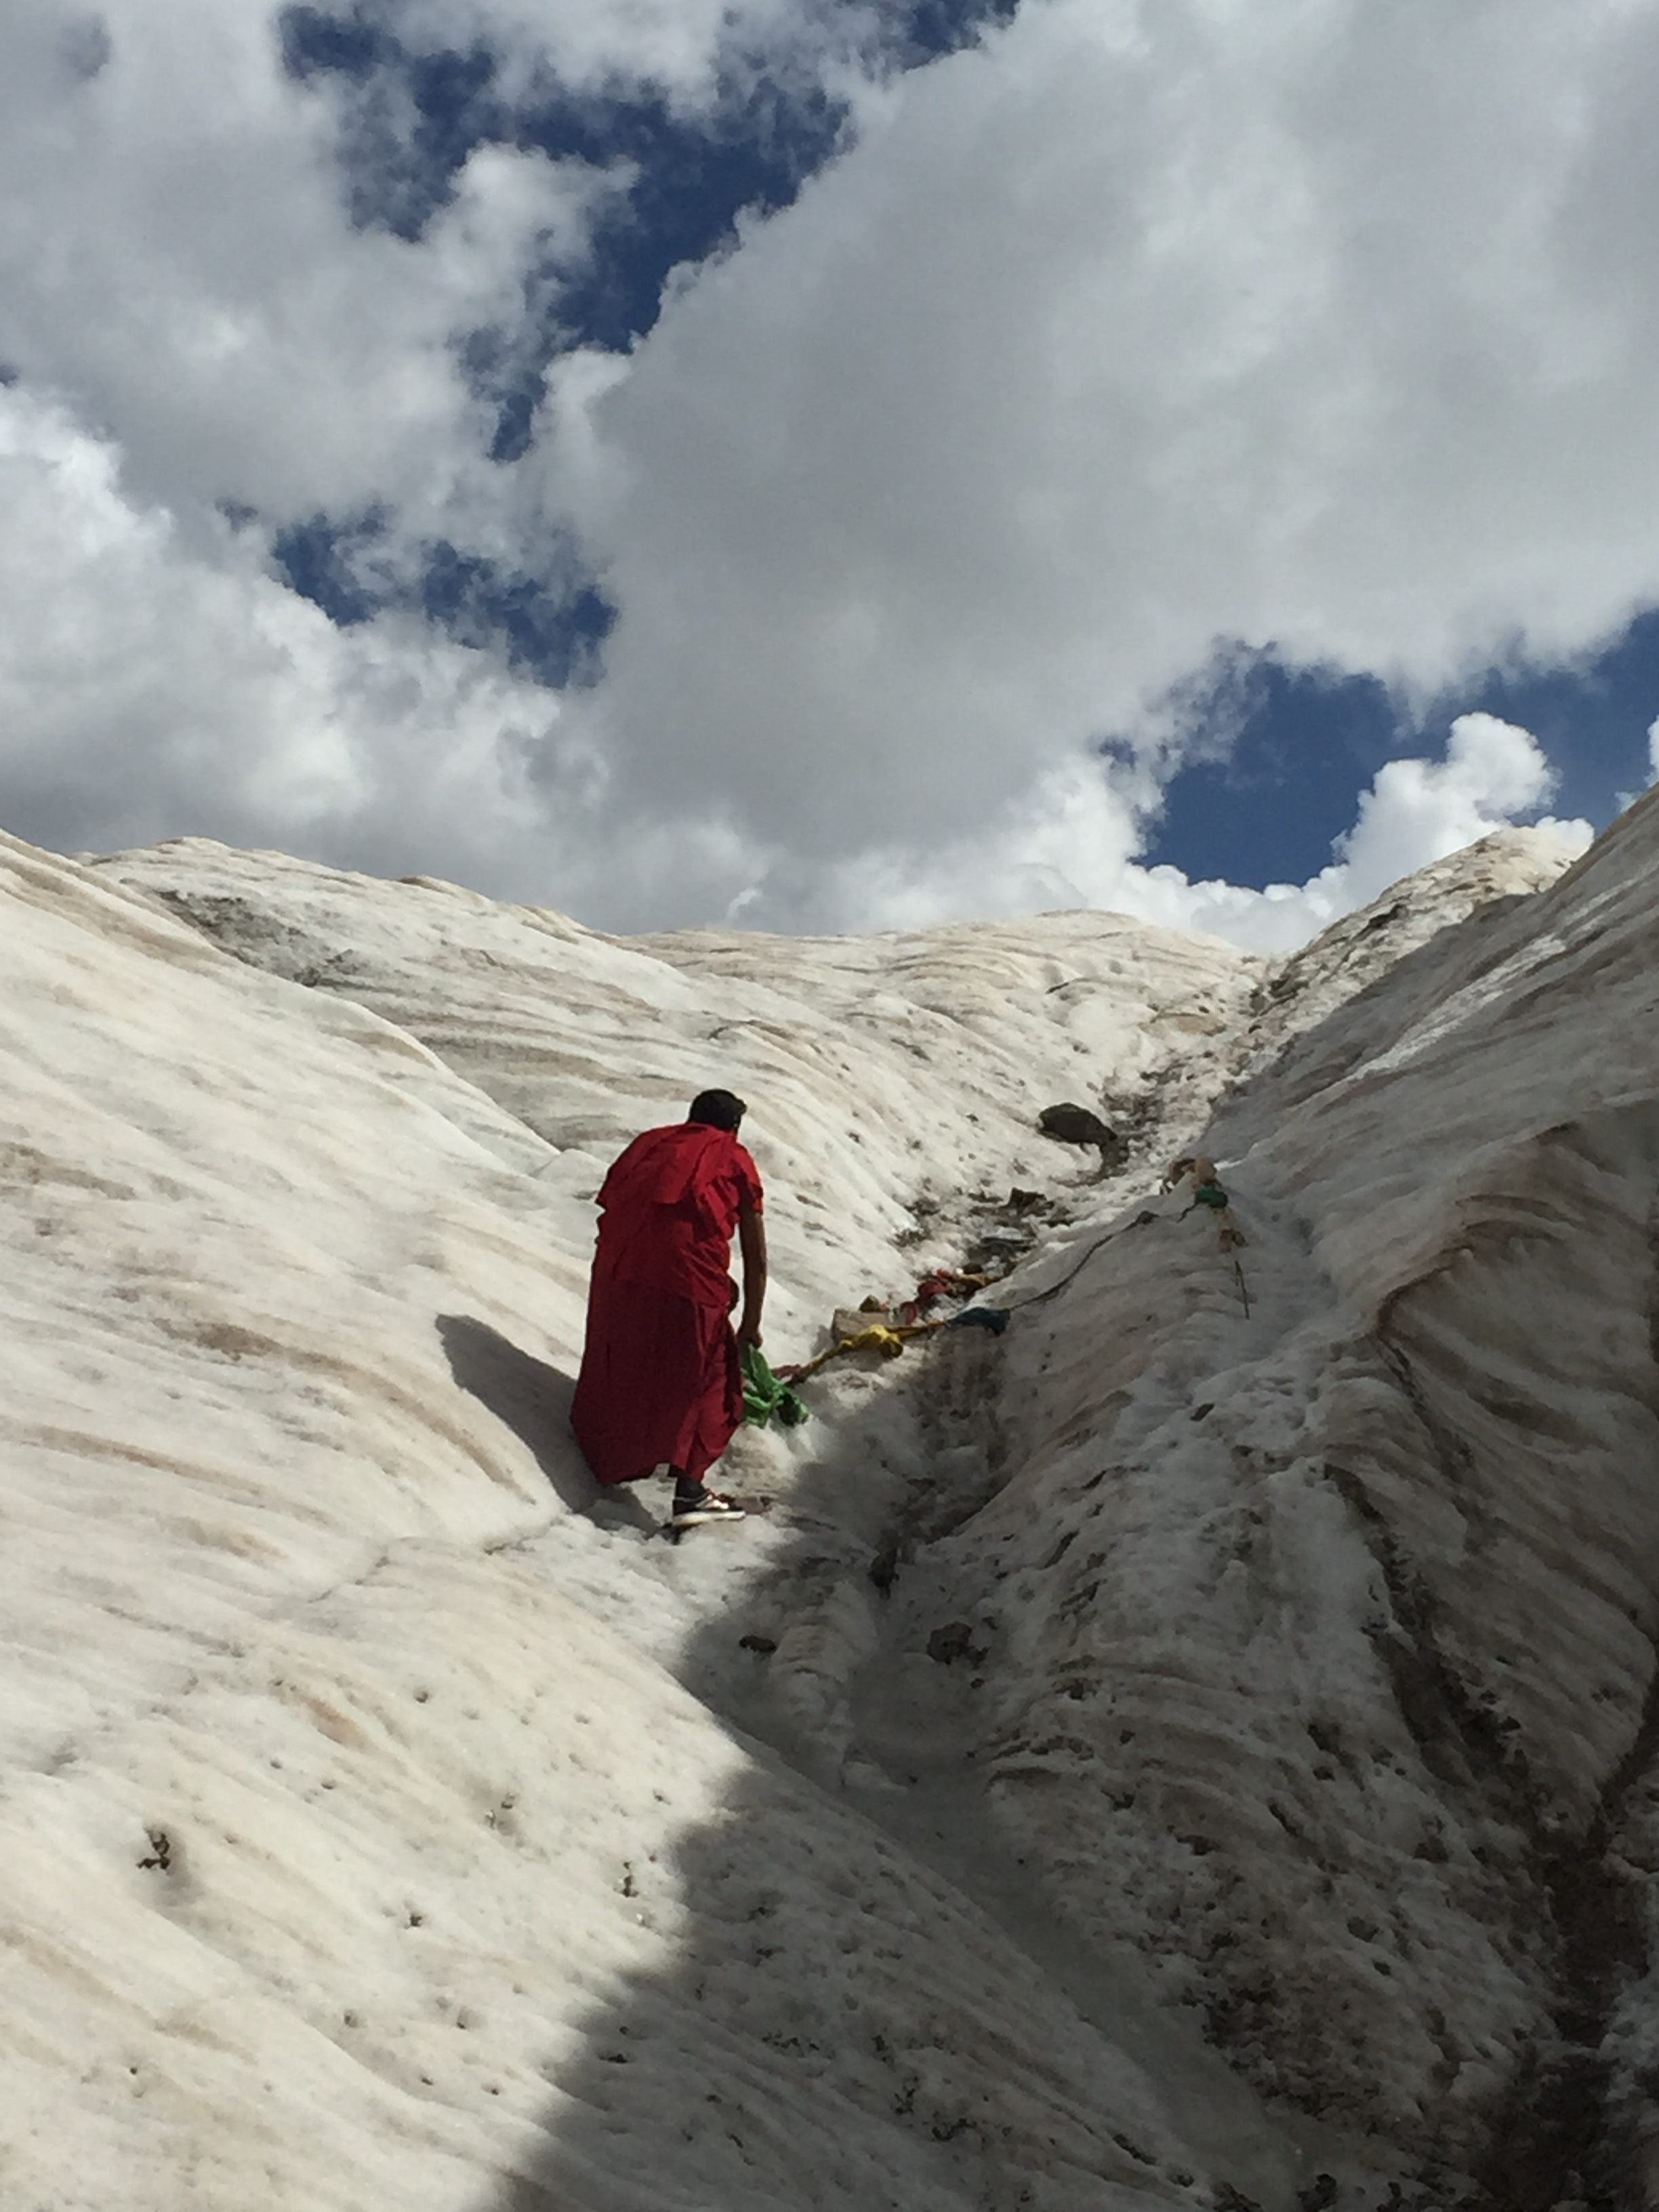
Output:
(3, 810), (1651, 2210)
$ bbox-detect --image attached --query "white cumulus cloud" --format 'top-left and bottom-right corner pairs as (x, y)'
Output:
(0, 0), (1648, 942)
(766, 714), (1591, 952)
(0, 386), (599, 888)
(539, 0), (1656, 927)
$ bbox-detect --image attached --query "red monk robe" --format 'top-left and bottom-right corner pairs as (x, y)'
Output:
(571, 1118), (765, 1486)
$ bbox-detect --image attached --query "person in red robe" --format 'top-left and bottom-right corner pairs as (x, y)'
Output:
(571, 1090), (766, 1525)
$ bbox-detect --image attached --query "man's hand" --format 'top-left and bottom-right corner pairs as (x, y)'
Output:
(737, 1317), (764, 1349)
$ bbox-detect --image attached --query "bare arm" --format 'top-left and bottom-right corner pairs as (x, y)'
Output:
(736, 1199), (767, 1347)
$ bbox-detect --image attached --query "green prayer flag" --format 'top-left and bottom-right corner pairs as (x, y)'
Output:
(741, 1345), (809, 1429)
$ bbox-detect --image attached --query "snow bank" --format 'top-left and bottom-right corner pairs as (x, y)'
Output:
(2, 828), (1267, 2211)
(891, 801), (1659, 2185)
(7, 806), (1643, 2210)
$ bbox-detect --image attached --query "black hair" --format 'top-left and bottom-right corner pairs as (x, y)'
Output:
(688, 1088), (746, 1131)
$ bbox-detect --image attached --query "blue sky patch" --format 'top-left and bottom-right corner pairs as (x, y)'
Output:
(272, 510), (615, 687)
(1139, 654), (1400, 887)
(881, 0), (1021, 68)
(273, 0), (1027, 655)
(1452, 611), (1659, 823)
(278, 0), (1022, 339)
(1143, 619), (1659, 888)
(281, 11), (501, 240)
(271, 506), (391, 628)
(480, 72), (850, 455)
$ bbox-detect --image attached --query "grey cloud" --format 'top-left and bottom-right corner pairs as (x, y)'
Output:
(554, 0), (1659, 894)
(61, 13), (111, 77)
(0, 0), (1649, 943)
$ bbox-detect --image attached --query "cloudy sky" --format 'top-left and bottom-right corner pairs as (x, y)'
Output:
(4, 0), (1659, 946)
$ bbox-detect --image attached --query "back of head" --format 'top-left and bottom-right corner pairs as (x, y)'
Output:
(688, 1088), (746, 1132)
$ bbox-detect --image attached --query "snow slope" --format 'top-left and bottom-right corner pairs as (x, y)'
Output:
(4, 805), (1644, 2212)
(2, 828), (1276, 2212)
(886, 807), (1659, 2197)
